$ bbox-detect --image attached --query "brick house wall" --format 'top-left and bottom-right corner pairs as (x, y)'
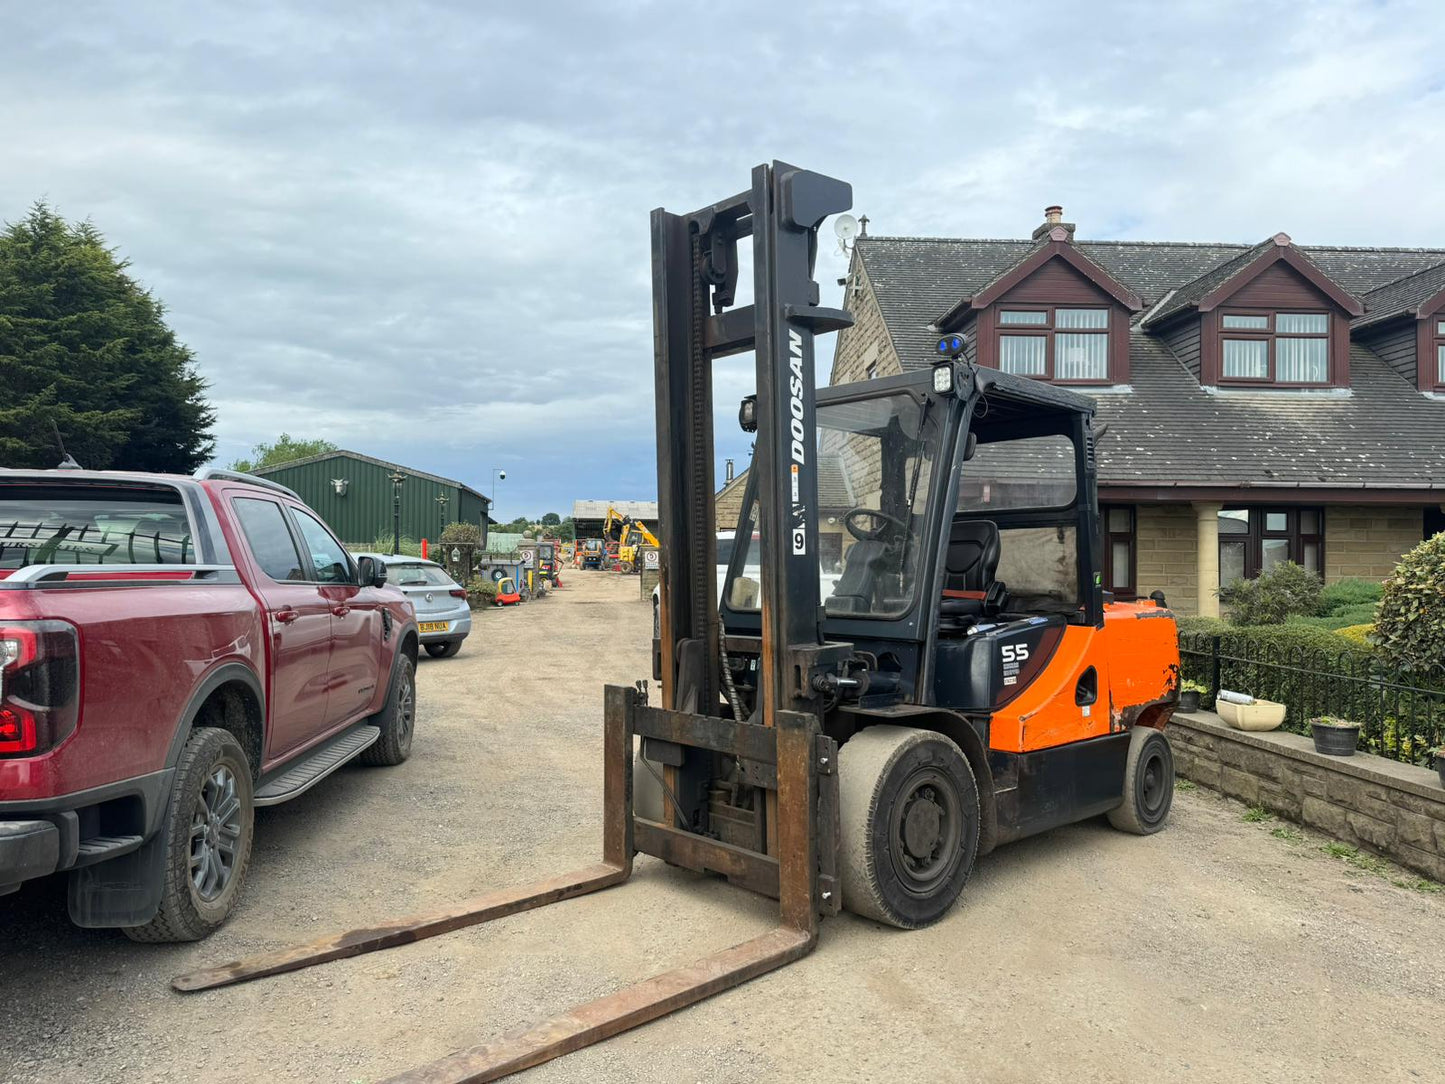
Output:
(1323, 505), (1424, 581)
(1134, 504), (1201, 615)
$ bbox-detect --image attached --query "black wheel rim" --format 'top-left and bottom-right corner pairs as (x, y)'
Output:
(1137, 741), (1171, 823)
(189, 765), (242, 902)
(888, 766), (963, 896)
(397, 670), (415, 746)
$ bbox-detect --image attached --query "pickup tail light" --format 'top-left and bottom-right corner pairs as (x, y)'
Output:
(448, 588), (467, 599)
(0, 621), (80, 757)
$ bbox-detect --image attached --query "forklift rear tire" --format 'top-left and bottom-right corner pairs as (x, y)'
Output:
(1106, 726), (1174, 835)
(839, 726), (979, 929)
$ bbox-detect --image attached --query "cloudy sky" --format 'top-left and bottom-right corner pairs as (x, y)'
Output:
(5, 0), (1443, 517)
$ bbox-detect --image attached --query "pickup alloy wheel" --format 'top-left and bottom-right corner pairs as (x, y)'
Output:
(124, 727), (255, 943)
(361, 655), (416, 766)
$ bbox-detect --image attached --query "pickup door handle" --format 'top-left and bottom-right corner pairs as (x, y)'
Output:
(273, 609), (300, 624)
(331, 605), (350, 617)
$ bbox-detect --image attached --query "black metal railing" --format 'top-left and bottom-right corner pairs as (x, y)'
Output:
(1179, 632), (1445, 765)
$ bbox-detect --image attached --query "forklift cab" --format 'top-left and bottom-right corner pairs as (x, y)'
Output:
(721, 358), (1105, 711)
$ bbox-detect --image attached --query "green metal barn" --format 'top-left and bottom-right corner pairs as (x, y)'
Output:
(254, 450), (492, 546)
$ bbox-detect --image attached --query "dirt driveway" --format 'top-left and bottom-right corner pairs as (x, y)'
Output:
(4, 570), (1444, 1083)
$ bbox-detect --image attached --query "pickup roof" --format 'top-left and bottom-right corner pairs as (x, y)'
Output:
(0, 467), (419, 941)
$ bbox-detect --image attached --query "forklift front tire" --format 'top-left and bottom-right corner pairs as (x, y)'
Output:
(838, 726), (979, 930)
(1107, 725), (1174, 835)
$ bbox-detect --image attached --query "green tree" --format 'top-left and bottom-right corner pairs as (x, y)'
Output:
(541, 512), (561, 526)
(0, 203), (214, 470)
(1374, 534), (1445, 683)
(231, 432), (337, 473)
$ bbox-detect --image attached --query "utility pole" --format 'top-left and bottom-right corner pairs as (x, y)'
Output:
(389, 471), (406, 555)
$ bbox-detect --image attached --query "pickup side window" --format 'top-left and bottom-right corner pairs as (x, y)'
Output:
(289, 508), (354, 585)
(233, 498), (306, 582)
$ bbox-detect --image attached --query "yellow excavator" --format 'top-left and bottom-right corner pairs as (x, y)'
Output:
(603, 505), (660, 573)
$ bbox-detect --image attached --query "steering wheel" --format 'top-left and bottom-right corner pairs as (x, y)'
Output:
(843, 507), (907, 542)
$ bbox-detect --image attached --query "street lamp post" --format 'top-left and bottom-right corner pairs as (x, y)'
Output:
(436, 493), (449, 541)
(491, 468), (506, 516)
(389, 471), (406, 555)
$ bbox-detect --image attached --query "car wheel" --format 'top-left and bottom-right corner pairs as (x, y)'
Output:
(425, 641), (461, 659)
(123, 727), (254, 943)
(1107, 726), (1174, 835)
(838, 726), (979, 930)
(361, 655), (416, 767)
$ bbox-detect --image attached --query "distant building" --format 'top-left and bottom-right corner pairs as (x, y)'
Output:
(256, 450), (492, 545)
(572, 499), (658, 540)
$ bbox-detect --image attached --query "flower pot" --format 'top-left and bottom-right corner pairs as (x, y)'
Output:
(1178, 690), (1201, 713)
(1217, 698), (1286, 732)
(1311, 722), (1360, 757)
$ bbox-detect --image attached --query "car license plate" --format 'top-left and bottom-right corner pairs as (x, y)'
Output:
(419, 621), (450, 633)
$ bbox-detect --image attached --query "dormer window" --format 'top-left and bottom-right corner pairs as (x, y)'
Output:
(1436, 319), (1445, 388)
(1220, 310), (1330, 384)
(997, 306), (1110, 382)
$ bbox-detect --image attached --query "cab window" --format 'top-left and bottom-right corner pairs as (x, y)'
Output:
(289, 508), (353, 584)
(233, 498), (305, 582)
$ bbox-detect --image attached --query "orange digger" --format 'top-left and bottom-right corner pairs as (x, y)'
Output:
(173, 162), (1180, 1080)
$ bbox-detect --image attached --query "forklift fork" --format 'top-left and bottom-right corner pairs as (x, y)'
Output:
(173, 685), (839, 1083)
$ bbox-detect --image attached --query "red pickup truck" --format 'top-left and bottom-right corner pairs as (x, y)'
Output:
(0, 467), (419, 941)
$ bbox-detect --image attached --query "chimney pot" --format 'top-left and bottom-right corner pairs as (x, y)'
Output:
(725, 458), (735, 483)
(1045, 205), (1063, 224)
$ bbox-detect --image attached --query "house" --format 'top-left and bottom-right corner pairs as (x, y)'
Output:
(829, 208), (1445, 616)
(254, 450), (493, 546)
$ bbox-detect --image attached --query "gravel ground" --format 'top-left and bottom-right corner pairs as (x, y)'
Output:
(3, 569), (1444, 1083)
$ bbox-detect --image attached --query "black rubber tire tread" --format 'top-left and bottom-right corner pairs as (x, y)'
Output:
(425, 640), (462, 658)
(838, 725), (979, 930)
(1107, 726), (1175, 835)
(361, 655), (415, 767)
(123, 727), (254, 943)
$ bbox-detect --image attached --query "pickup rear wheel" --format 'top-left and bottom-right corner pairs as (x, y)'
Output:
(361, 655), (415, 766)
(124, 727), (254, 943)
(838, 726), (979, 930)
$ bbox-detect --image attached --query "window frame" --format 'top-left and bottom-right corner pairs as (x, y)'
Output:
(993, 304), (1112, 385)
(1100, 504), (1136, 599)
(231, 496), (308, 585)
(284, 503), (358, 586)
(1433, 318), (1445, 390)
(1218, 308), (1332, 387)
(1216, 506), (1324, 584)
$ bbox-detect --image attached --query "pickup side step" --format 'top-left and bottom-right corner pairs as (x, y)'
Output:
(74, 833), (145, 865)
(254, 725), (380, 807)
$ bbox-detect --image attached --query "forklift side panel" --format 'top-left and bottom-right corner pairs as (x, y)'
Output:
(989, 731), (1130, 845)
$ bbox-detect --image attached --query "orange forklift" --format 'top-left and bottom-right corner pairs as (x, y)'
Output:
(175, 162), (1180, 1080)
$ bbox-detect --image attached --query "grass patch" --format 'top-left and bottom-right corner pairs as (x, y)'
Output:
(1320, 841), (1390, 875)
(1392, 877), (1444, 894)
(1270, 824), (1303, 843)
(1242, 805), (1271, 823)
(1175, 778), (1196, 792)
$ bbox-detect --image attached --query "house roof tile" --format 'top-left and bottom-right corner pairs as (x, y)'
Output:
(1355, 260), (1445, 329)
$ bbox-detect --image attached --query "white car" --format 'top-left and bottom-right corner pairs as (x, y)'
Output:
(355, 553), (473, 658)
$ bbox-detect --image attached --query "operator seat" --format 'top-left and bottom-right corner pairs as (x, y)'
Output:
(826, 539), (890, 616)
(939, 519), (1002, 626)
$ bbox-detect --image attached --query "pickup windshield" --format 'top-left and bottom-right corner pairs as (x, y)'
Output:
(0, 484), (194, 570)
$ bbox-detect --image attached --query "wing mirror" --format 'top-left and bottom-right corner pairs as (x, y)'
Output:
(358, 556), (388, 588)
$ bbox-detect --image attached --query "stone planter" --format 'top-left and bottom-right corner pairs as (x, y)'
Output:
(1310, 718), (1361, 757)
(1217, 698), (1286, 732)
(1436, 752), (1445, 789)
(1179, 690), (1201, 713)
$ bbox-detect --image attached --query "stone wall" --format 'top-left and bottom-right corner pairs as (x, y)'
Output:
(1171, 711), (1445, 882)
(1324, 505), (1425, 581)
(1134, 503), (1200, 615)
(828, 254), (901, 387)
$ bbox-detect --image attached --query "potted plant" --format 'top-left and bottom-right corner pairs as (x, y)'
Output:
(1310, 716), (1361, 757)
(1178, 679), (1206, 713)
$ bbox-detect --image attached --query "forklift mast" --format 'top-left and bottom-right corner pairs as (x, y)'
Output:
(652, 161), (853, 726)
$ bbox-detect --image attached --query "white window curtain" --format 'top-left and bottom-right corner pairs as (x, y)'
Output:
(1055, 333), (1107, 380)
(1222, 339), (1268, 379)
(1438, 344), (1445, 384)
(1276, 336), (1327, 382)
(1055, 308), (1108, 329)
(999, 335), (1046, 375)
(1276, 313), (1328, 334)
